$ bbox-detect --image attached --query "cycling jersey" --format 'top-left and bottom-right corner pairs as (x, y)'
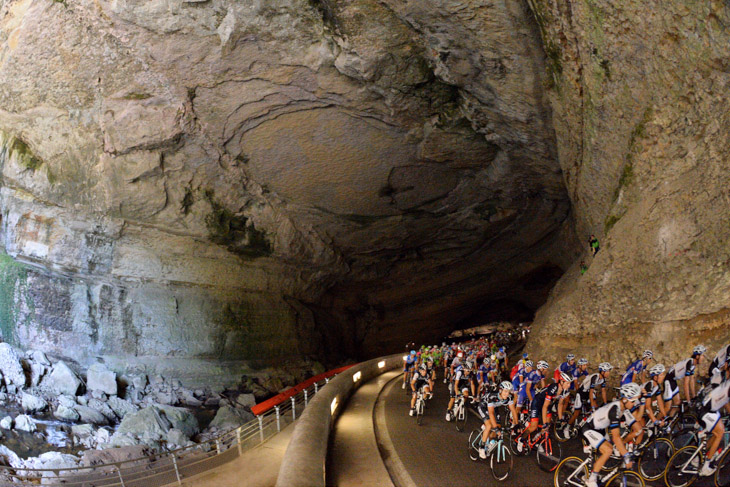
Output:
(672, 357), (695, 378)
(529, 383), (569, 421)
(559, 361), (577, 377)
(477, 365), (490, 384)
(641, 380), (661, 398)
(404, 355), (417, 370)
(714, 344), (730, 366)
(582, 401), (635, 449)
(477, 392), (514, 420)
(572, 367), (589, 391)
(621, 358), (645, 385)
(579, 373), (607, 392)
(663, 367), (680, 400)
(411, 372), (429, 390)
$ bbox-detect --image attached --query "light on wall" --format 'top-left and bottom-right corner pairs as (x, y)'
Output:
(353, 371), (361, 383)
(330, 397), (338, 415)
(402, 355), (408, 361)
(378, 361), (385, 369)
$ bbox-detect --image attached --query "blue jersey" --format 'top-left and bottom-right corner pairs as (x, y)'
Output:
(405, 355), (417, 369)
(477, 365), (489, 383)
(621, 359), (644, 385)
(559, 361), (577, 377)
(525, 370), (542, 393)
(572, 367), (588, 390)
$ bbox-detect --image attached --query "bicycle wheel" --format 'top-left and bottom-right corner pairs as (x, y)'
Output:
(537, 435), (563, 472)
(490, 443), (513, 481)
(664, 445), (699, 487)
(468, 429), (481, 461)
(553, 456), (589, 487)
(604, 470), (645, 487)
(456, 405), (467, 432)
(602, 451), (621, 472)
(638, 437), (674, 481)
(417, 399), (424, 426)
(553, 420), (572, 443)
(715, 446), (730, 487)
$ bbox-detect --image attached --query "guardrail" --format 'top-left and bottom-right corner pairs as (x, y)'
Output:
(275, 353), (403, 487)
(0, 365), (354, 486)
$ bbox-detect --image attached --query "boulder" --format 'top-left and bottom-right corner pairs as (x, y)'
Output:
(58, 395), (77, 408)
(107, 396), (137, 419)
(75, 405), (108, 425)
(165, 428), (191, 449)
(116, 406), (172, 440)
(108, 432), (140, 448)
(54, 404), (80, 422)
(0, 416), (12, 429)
(28, 350), (51, 366)
(71, 424), (95, 439)
(29, 362), (47, 387)
(155, 405), (199, 438)
(14, 414), (36, 432)
(208, 406), (254, 431)
(87, 398), (116, 422)
(95, 427), (111, 446)
(21, 392), (48, 413)
(235, 393), (256, 408)
(0, 392), (7, 404)
(86, 363), (117, 396)
(80, 445), (151, 467)
(42, 361), (82, 396)
(0, 445), (24, 469)
(0, 343), (25, 388)
(24, 451), (79, 472)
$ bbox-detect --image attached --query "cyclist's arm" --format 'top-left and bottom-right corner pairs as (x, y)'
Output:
(601, 386), (607, 405)
(488, 405), (498, 427)
(542, 398), (551, 424)
(508, 403), (518, 425)
(655, 394), (667, 417)
(590, 389), (597, 410)
(683, 375), (691, 401)
(526, 381), (534, 402)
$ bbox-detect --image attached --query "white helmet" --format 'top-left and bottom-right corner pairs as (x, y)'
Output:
(577, 358), (588, 366)
(648, 364), (665, 377)
(620, 383), (642, 400)
(642, 350), (653, 359)
(537, 360), (549, 370)
(559, 372), (572, 383)
(693, 345), (707, 356)
(499, 381), (514, 391)
(525, 360), (534, 368)
(598, 362), (613, 372)
(566, 353), (575, 361)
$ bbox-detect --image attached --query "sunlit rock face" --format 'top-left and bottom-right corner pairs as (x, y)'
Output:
(0, 0), (571, 383)
(526, 1), (730, 366)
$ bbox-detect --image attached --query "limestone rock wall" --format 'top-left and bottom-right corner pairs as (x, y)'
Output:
(0, 0), (572, 380)
(526, 0), (730, 366)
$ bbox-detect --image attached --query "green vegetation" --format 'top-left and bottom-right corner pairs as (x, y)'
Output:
(604, 214), (621, 233)
(122, 93), (152, 100)
(0, 253), (29, 346)
(203, 189), (272, 258)
(8, 137), (43, 173)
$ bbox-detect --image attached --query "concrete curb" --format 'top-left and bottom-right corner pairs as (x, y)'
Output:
(373, 372), (418, 487)
(275, 354), (403, 487)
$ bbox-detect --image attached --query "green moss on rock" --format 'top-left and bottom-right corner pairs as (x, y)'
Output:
(203, 190), (272, 258)
(0, 252), (29, 346)
(8, 137), (43, 172)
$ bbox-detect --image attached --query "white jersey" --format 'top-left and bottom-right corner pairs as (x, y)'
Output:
(715, 344), (730, 366)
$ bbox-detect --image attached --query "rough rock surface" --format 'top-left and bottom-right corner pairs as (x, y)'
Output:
(208, 405), (254, 431)
(0, 343), (25, 388)
(20, 392), (47, 413)
(14, 414), (35, 432)
(86, 364), (117, 396)
(524, 0), (730, 365)
(0, 0), (570, 380)
(42, 362), (82, 396)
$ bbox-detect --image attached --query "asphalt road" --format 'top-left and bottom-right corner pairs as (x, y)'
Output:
(378, 372), (715, 487)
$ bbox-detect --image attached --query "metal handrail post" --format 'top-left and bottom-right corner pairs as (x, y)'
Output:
(171, 454), (182, 486)
(275, 406), (281, 432)
(216, 438), (222, 455)
(116, 466), (126, 487)
(258, 415), (264, 443)
(237, 426), (243, 454)
(291, 396), (296, 420)
(304, 389), (308, 407)
(314, 382), (318, 394)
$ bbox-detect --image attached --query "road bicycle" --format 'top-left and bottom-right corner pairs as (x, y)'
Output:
(554, 410), (590, 443)
(554, 451), (644, 487)
(451, 395), (469, 432)
(414, 388), (426, 426)
(510, 422), (563, 472)
(664, 430), (730, 487)
(636, 426), (675, 481)
(468, 426), (513, 481)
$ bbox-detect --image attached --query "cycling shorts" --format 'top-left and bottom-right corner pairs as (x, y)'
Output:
(701, 411), (721, 433)
(582, 427), (608, 450)
(517, 389), (529, 407)
(663, 379), (679, 401)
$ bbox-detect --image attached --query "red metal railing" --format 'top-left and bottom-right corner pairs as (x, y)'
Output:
(251, 364), (354, 416)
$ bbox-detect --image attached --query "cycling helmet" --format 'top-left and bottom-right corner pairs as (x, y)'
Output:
(537, 360), (549, 370)
(522, 352), (529, 359)
(559, 372), (572, 383)
(642, 350), (653, 359)
(464, 361), (474, 370)
(620, 382), (642, 400)
(598, 362), (613, 372)
(461, 386), (470, 394)
(500, 347), (505, 352)
(491, 354), (497, 361)
(457, 351), (464, 359)
(426, 356), (434, 363)
(577, 358), (588, 366)
(418, 363), (427, 371)
(566, 353), (576, 361)
(648, 364), (665, 377)
(525, 360), (534, 368)
(499, 381), (513, 391)
(693, 345), (707, 356)
(410, 350), (416, 355)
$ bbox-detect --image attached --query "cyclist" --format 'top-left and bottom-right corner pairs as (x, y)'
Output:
(446, 360), (475, 421)
(535, 360), (550, 389)
(581, 383), (642, 487)
(554, 353), (576, 382)
(512, 360), (535, 414)
(709, 347), (730, 387)
(409, 364), (431, 416)
(572, 358), (590, 390)
(641, 364), (668, 426)
(477, 359), (491, 395)
(443, 346), (454, 383)
(496, 347), (508, 372)
(515, 371), (573, 453)
(566, 362), (613, 429)
(620, 349), (653, 385)
(670, 344), (706, 402)
(477, 381), (518, 459)
(696, 379), (730, 476)
(425, 356), (437, 396)
(403, 350), (417, 389)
